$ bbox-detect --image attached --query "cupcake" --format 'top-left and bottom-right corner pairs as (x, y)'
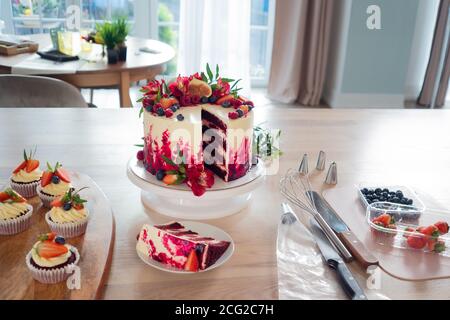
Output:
(0, 188), (33, 235)
(26, 232), (80, 284)
(37, 162), (72, 208)
(45, 187), (89, 238)
(10, 149), (42, 198)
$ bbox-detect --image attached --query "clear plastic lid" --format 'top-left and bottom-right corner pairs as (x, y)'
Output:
(366, 202), (450, 257)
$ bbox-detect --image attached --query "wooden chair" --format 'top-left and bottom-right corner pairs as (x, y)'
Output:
(0, 75), (92, 108)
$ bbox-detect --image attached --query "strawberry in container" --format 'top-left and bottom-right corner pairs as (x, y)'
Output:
(369, 212), (398, 245)
(404, 221), (449, 253)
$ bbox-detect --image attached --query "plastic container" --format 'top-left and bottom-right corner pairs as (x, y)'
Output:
(358, 184), (425, 220)
(367, 202), (450, 257)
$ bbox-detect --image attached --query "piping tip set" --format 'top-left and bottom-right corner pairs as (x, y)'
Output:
(297, 151), (337, 185)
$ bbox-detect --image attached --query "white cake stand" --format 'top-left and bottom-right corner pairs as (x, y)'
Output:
(127, 157), (265, 220)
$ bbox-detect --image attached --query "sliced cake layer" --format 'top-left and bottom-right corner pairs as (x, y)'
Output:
(136, 222), (230, 271)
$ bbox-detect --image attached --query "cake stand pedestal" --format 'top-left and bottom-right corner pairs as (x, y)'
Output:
(127, 158), (265, 220)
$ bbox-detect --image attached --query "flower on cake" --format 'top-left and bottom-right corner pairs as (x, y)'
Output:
(185, 164), (214, 197)
(158, 153), (215, 197)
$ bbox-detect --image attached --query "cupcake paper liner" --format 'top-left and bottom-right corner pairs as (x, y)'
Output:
(45, 209), (90, 238)
(36, 185), (61, 208)
(10, 178), (40, 198)
(0, 205), (33, 235)
(26, 247), (80, 284)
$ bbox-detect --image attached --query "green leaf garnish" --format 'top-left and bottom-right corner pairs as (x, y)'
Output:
(161, 155), (177, 167)
(201, 72), (209, 83)
(206, 63), (213, 82)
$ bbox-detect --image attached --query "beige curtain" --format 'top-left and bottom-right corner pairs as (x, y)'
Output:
(267, 0), (334, 105)
(418, 0), (450, 108)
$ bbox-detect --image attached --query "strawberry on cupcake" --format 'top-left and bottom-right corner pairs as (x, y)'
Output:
(26, 232), (80, 284)
(0, 188), (33, 235)
(45, 187), (90, 238)
(10, 149), (42, 198)
(37, 162), (72, 208)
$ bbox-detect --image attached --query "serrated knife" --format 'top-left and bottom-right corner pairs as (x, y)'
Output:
(310, 218), (367, 300)
(308, 191), (378, 268)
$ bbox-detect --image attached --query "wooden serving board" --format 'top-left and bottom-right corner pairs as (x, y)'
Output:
(0, 172), (114, 299)
(0, 40), (38, 56)
(323, 186), (450, 281)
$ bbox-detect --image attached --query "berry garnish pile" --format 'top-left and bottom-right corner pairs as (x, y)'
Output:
(370, 213), (449, 253)
(138, 63), (254, 120)
(361, 188), (413, 205)
(13, 148), (39, 174)
(155, 154), (214, 197)
(35, 232), (68, 259)
(41, 162), (70, 187)
(50, 187), (88, 211)
(0, 188), (26, 203)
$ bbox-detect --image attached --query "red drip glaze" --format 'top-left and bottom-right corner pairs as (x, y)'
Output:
(228, 136), (251, 181)
(143, 126), (202, 175)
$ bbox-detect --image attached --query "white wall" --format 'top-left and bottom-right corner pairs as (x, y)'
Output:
(323, 0), (439, 108)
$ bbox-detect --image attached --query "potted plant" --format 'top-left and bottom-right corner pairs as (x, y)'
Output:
(98, 22), (118, 64)
(114, 17), (130, 62)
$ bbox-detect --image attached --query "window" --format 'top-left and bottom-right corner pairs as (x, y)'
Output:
(10, 0), (135, 34)
(154, 0), (274, 85)
(7, 0), (274, 85)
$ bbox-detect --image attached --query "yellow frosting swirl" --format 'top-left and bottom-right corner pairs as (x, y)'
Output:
(41, 181), (71, 196)
(31, 241), (72, 268)
(0, 202), (29, 220)
(11, 168), (42, 183)
(48, 206), (88, 224)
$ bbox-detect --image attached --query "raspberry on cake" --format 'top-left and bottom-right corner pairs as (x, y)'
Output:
(137, 64), (254, 196)
(136, 222), (231, 272)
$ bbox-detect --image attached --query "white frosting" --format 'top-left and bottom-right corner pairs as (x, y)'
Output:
(41, 181), (71, 196)
(143, 103), (253, 173)
(137, 224), (188, 266)
(11, 168), (42, 183)
(30, 241), (72, 268)
(0, 202), (29, 220)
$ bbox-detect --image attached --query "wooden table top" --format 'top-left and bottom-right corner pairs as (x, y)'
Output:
(0, 34), (175, 74)
(1, 107), (450, 300)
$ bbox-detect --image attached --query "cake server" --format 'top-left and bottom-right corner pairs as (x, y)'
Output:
(307, 191), (378, 269)
(310, 218), (367, 300)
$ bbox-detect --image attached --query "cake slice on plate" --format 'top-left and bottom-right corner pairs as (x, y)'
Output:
(136, 222), (231, 272)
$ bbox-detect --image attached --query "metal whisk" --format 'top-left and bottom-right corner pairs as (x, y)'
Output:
(280, 168), (352, 261)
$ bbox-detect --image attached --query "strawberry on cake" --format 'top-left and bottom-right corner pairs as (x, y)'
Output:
(10, 149), (42, 198)
(137, 64), (254, 196)
(136, 222), (231, 272)
(37, 162), (72, 208)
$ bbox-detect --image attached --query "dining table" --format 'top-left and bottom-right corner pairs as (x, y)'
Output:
(0, 34), (175, 108)
(1, 107), (450, 300)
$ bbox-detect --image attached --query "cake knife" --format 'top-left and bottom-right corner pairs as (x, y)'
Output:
(308, 191), (378, 269)
(310, 218), (367, 300)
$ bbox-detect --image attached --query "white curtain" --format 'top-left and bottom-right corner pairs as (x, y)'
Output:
(177, 0), (252, 97)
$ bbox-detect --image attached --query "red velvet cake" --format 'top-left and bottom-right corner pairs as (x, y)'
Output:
(137, 64), (254, 196)
(136, 222), (231, 272)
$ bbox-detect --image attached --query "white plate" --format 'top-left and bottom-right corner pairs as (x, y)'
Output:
(129, 157), (264, 192)
(136, 221), (234, 274)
